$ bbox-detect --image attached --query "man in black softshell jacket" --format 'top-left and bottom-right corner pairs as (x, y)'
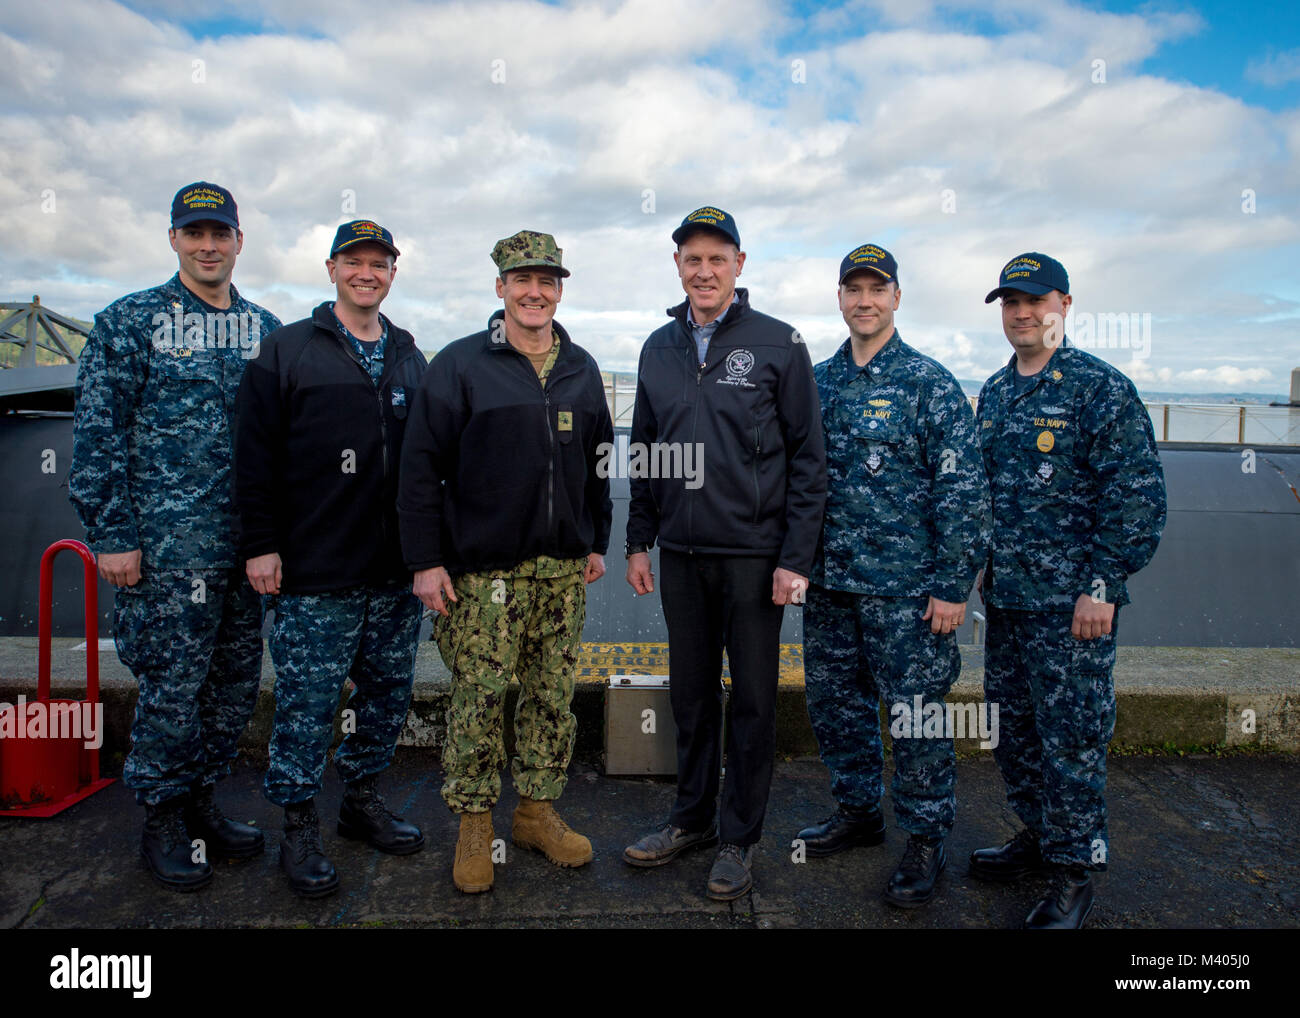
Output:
(236, 220), (427, 898)
(622, 206), (827, 901)
(398, 230), (613, 894)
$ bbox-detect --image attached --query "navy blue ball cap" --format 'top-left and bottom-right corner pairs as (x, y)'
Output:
(171, 181), (238, 230)
(672, 206), (740, 247)
(330, 220), (400, 259)
(985, 252), (1069, 303)
(839, 243), (899, 286)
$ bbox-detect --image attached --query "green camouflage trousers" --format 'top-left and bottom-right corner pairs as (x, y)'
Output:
(435, 556), (587, 813)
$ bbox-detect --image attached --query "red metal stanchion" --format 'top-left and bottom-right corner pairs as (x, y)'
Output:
(0, 539), (115, 816)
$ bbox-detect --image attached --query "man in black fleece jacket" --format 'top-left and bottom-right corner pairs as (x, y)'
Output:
(236, 220), (427, 898)
(621, 207), (827, 901)
(398, 230), (613, 894)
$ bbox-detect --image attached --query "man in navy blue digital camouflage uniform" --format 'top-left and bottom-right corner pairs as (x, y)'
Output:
(236, 221), (427, 897)
(971, 253), (1165, 928)
(799, 244), (990, 908)
(70, 182), (281, 891)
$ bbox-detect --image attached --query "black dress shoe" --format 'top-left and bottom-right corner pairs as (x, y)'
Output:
(623, 822), (719, 868)
(281, 800), (340, 898)
(141, 799), (213, 892)
(796, 805), (886, 856)
(707, 843), (755, 901)
(1025, 866), (1094, 929)
(338, 776), (425, 855)
(969, 827), (1044, 883)
(184, 783), (265, 860)
(882, 834), (947, 908)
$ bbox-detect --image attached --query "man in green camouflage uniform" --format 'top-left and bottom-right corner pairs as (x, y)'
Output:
(69, 182), (281, 891)
(799, 244), (990, 909)
(971, 253), (1166, 928)
(398, 231), (613, 893)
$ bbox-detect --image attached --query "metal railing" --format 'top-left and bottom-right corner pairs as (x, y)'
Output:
(605, 373), (1298, 446)
(1143, 402), (1300, 445)
(602, 371), (637, 428)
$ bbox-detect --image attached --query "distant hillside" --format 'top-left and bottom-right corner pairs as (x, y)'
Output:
(0, 307), (90, 369)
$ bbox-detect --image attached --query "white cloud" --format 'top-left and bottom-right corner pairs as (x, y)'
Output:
(1122, 360), (1273, 389)
(1175, 365), (1274, 387)
(0, 0), (1296, 393)
(1245, 47), (1300, 87)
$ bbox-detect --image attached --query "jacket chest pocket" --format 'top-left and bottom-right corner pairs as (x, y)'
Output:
(846, 411), (914, 476)
(148, 355), (223, 427)
(1019, 426), (1079, 489)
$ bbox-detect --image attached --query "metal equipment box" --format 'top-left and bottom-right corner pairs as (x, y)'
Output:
(603, 674), (678, 776)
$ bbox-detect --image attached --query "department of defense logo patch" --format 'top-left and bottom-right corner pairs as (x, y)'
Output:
(718, 348), (758, 389)
(866, 450), (883, 475)
(725, 349), (754, 378)
(1037, 461), (1054, 482)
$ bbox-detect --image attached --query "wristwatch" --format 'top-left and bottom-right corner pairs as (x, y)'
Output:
(625, 542), (651, 559)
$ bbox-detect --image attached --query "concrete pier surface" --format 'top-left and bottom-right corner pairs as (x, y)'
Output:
(2, 751), (1296, 931)
(2, 640), (1298, 765)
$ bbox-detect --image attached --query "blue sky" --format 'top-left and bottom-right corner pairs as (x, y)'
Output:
(3, 0), (1298, 394)
(1101, 0), (1300, 111)
(163, 1), (1300, 113)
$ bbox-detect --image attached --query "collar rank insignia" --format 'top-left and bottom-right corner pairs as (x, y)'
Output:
(1036, 461), (1054, 482)
(866, 450), (883, 475)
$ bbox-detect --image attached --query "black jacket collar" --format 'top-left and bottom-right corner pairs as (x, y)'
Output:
(667, 286), (752, 326)
(484, 310), (575, 357)
(309, 301), (411, 349)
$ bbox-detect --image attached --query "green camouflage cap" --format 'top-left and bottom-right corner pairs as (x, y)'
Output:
(491, 230), (571, 278)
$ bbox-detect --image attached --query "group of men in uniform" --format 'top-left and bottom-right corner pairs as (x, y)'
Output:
(71, 182), (611, 899)
(68, 184), (1165, 928)
(781, 242), (1164, 929)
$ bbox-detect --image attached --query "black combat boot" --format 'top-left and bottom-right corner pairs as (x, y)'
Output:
(882, 834), (947, 908)
(1024, 865), (1094, 929)
(184, 783), (265, 860)
(969, 827), (1044, 882)
(796, 805), (886, 856)
(141, 798), (213, 892)
(338, 775), (425, 855)
(280, 800), (340, 897)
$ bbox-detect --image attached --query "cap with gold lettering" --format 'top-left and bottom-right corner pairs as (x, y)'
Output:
(839, 243), (899, 286)
(491, 230), (570, 278)
(171, 181), (239, 230)
(985, 252), (1069, 303)
(671, 206), (740, 247)
(330, 220), (400, 259)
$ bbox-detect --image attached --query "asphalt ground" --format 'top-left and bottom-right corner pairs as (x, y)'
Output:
(2, 750), (1295, 1007)
(3, 751), (1295, 931)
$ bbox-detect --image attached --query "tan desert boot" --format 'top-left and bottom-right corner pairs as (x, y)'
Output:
(512, 797), (593, 867)
(453, 811), (494, 893)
